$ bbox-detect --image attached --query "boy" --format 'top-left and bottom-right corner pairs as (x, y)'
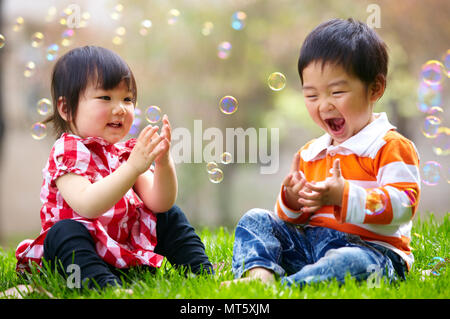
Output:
(225, 18), (420, 287)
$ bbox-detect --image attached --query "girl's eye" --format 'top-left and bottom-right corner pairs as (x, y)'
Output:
(124, 97), (133, 102)
(98, 96), (111, 100)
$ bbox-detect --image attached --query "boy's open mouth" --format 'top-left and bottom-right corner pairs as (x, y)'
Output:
(324, 118), (346, 135)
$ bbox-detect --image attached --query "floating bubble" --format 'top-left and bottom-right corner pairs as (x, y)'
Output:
(208, 168), (224, 184)
(201, 21), (213, 36)
(112, 36), (123, 46)
(145, 106), (162, 124)
(46, 43), (59, 61)
(400, 188), (418, 208)
(422, 161), (441, 186)
(168, 9), (180, 25)
(31, 122), (47, 140)
(24, 61), (36, 78)
(13, 17), (24, 32)
(428, 257), (448, 276)
(443, 49), (450, 78)
(217, 41), (232, 59)
(219, 96), (238, 115)
(61, 29), (75, 47)
(364, 188), (387, 216)
(231, 11), (247, 30)
(432, 127), (450, 156)
(115, 26), (126, 36)
(421, 116), (441, 138)
(206, 161), (218, 173)
(45, 6), (57, 23)
(417, 82), (441, 113)
(31, 32), (44, 48)
(421, 60), (445, 86)
(268, 72), (286, 91)
(0, 34), (5, 49)
(110, 4), (123, 20)
(37, 98), (52, 115)
(140, 19), (152, 36)
(221, 152), (232, 164)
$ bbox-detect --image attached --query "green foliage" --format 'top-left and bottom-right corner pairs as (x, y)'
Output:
(0, 214), (448, 299)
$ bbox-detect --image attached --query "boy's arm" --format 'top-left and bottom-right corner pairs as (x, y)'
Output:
(334, 138), (420, 225)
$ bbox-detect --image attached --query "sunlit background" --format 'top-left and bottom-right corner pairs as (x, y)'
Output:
(0, 0), (449, 248)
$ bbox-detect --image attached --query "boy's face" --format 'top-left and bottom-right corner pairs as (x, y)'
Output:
(302, 61), (382, 145)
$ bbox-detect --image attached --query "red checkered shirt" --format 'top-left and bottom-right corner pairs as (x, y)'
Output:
(15, 133), (164, 272)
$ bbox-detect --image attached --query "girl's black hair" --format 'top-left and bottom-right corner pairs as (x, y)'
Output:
(298, 18), (388, 87)
(45, 45), (137, 137)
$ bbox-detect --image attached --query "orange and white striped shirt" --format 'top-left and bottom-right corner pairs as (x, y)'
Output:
(276, 112), (420, 269)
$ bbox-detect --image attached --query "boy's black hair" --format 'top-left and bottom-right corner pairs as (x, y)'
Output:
(298, 18), (388, 87)
(46, 45), (137, 137)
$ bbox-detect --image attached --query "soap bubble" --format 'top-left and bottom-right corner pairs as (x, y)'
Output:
(168, 9), (180, 25)
(31, 122), (47, 140)
(208, 168), (224, 183)
(221, 152), (232, 164)
(31, 32), (44, 48)
(61, 29), (75, 47)
(420, 60), (445, 86)
(217, 41), (232, 59)
(201, 21), (213, 36)
(428, 257), (448, 276)
(422, 161), (441, 186)
(140, 19), (152, 36)
(37, 98), (52, 115)
(432, 127), (450, 156)
(268, 72), (286, 91)
(206, 161), (218, 173)
(219, 96), (238, 115)
(129, 108), (142, 136)
(13, 17), (24, 32)
(443, 49), (450, 78)
(417, 82), (441, 113)
(421, 116), (441, 138)
(46, 44), (59, 61)
(364, 188), (387, 216)
(0, 34), (5, 49)
(231, 11), (247, 30)
(400, 188), (418, 208)
(24, 61), (36, 78)
(145, 106), (162, 124)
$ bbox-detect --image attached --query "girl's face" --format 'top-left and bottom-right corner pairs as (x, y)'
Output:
(301, 61), (383, 146)
(65, 79), (135, 144)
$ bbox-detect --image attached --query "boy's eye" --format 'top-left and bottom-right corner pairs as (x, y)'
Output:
(306, 95), (317, 99)
(332, 91), (345, 95)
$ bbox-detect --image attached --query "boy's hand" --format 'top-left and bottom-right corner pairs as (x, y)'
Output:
(127, 125), (166, 175)
(281, 152), (307, 211)
(154, 114), (172, 166)
(298, 159), (345, 213)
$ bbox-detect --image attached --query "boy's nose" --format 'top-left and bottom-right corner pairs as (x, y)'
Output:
(319, 100), (336, 113)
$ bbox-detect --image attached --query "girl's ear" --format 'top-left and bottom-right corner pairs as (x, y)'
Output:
(369, 74), (386, 103)
(57, 96), (69, 121)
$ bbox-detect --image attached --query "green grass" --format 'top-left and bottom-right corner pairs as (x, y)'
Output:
(0, 214), (448, 299)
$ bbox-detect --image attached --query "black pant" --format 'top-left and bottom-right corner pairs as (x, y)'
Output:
(43, 205), (213, 289)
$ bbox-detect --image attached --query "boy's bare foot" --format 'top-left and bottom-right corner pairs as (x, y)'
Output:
(220, 267), (275, 287)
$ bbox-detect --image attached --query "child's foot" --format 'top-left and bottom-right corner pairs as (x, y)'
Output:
(220, 267), (275, 287)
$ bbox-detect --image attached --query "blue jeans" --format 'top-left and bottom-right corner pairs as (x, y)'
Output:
(232, 208), (407, 287)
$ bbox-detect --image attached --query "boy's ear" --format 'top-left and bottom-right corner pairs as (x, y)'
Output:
(369, 75), (386, 102)
(57, 96), (70, 121)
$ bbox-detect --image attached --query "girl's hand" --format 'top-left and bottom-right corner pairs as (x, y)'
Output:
(298, 159), (345, 213)
(127, 125), (166, 175)
(281, 152), (307, 211)
(154, 114), (172, 166)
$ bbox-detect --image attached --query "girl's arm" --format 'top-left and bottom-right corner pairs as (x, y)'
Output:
(134, 115), (178, 213)
(55, 125), (166, 219)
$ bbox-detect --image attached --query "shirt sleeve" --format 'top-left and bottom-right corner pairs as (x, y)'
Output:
(334, 138), (420, 225)
(46, 136), (96, 183)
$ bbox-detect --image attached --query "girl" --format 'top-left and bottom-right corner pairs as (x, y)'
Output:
(15, 46), (213, 289)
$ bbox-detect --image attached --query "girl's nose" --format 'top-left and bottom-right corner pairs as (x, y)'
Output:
(113, 103), (127, 115)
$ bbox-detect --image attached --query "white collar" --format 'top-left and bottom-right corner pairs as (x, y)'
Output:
(301, 112), (396, 161)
